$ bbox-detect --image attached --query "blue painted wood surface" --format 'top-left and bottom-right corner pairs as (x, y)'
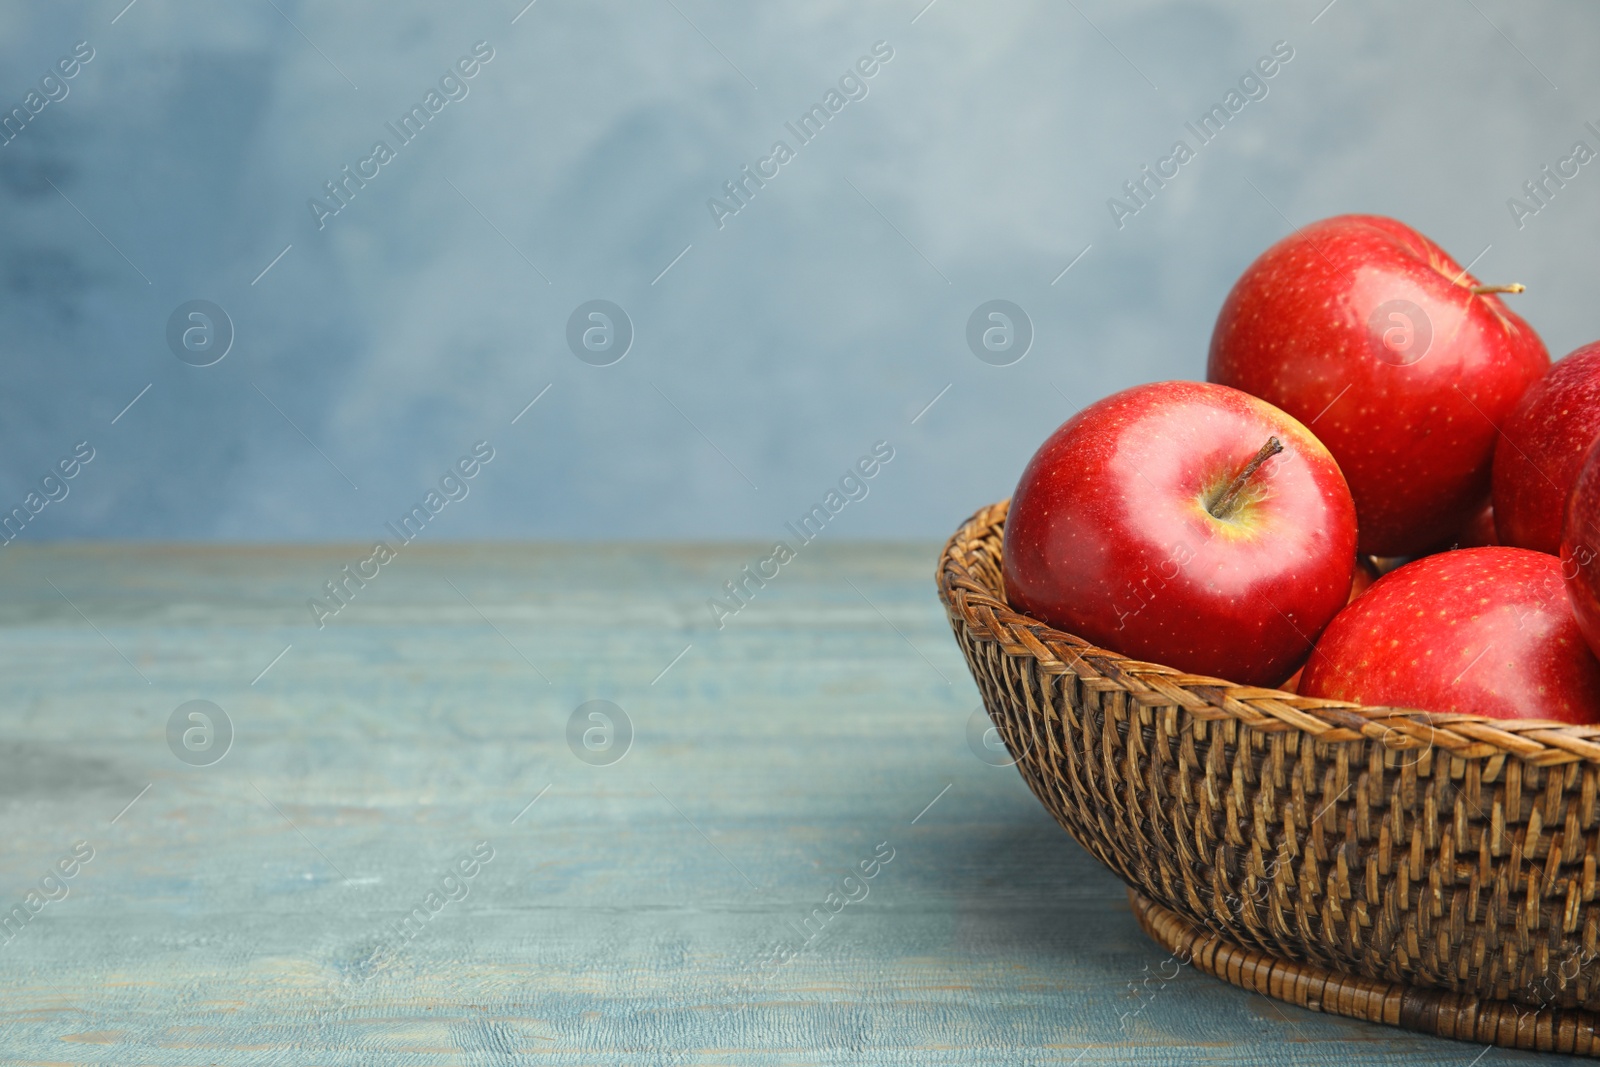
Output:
(0, 543), (1577, 1064)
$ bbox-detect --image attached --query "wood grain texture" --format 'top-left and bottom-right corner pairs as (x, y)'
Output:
(0, 544), (1571, 1064)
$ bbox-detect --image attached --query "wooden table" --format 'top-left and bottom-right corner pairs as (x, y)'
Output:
(0, 544), (1567, 1065)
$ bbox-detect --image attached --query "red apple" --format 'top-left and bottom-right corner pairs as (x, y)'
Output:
(1564, 436), (1600, 660)
(1208, 214), (1549, 557)
(1300, 547), (1600, 723)
(1493, 342), (1600, 554)
(1002, 381), (1357, 688)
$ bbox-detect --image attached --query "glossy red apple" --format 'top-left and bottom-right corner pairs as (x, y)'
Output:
(1300, 547), (1600, 723)
(1493, 342), (1600, 554)
(1564, 436), (1600, 660)
(1208, 214), (1549, 557)
(1002, 381), (1357, 688)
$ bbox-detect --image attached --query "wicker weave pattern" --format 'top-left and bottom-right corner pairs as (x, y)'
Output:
(938, 501), (1600, 1018)
(1133, 890), (1600, 1055)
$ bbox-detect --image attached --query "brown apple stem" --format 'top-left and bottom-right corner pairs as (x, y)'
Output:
(1470, 283), (1525, 295)
(1208, 437), (1283, 520)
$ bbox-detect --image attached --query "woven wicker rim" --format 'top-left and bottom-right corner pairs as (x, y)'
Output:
(1129, 888), (1600, 1055)
(937, 500), (1600, 767)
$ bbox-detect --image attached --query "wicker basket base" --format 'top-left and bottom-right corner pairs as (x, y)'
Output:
(1130, 889), (1600, 1056)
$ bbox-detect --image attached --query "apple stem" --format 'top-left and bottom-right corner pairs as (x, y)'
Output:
(1208, 437), (1284, 520)
(1470, 283), (1525, 295)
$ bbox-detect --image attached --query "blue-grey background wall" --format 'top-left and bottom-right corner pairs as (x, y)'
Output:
(1, 0), (1595, 540)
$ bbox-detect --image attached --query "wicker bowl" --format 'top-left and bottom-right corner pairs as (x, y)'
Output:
(939, 500), (1600, 1056)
